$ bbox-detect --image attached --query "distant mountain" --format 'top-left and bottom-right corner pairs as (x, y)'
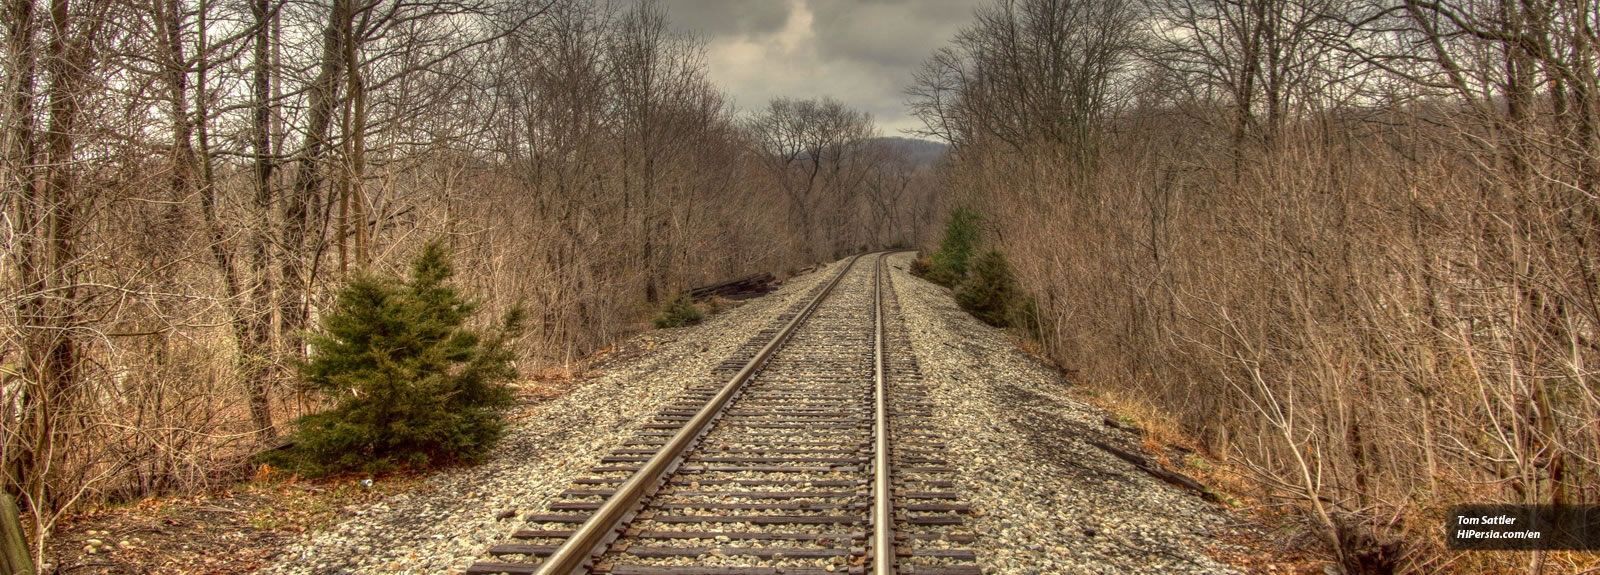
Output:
(871, 136), (948, 167)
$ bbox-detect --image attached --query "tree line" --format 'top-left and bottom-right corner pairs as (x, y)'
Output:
(910, 0), (1597, 572)
(0, 0), (939, 561)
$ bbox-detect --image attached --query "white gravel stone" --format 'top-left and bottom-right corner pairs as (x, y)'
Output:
(883, 252), (1238, 575)
(261, 262), (847, 575)
(264, 254), (1243, 574)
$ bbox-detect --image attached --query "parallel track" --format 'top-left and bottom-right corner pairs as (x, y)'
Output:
(469, 253), (978, 575)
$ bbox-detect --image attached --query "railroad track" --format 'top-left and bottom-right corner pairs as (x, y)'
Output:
(469, 253), (979, 575)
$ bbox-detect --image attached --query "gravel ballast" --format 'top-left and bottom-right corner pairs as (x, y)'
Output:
(266, 254), (1243, 574)
(883, 252), (1238, 574)
(262, 262), (846, 575)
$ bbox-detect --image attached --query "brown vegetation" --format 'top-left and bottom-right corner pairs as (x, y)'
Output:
(911, 0), (1599, 572)
(0, 0), (940, 565)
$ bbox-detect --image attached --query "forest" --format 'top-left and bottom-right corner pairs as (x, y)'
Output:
(0, 0), (939, 563)
(4, 0), (1599, 572)
(907, 0), (1599, 571)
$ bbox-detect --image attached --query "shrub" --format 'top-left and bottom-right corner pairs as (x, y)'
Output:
(955, 250), (1022, 328)
(653, 295), (703, 328)
(909, 255), (933, 277)
(926, 207), (980, 288)
(267, 242), (524, 476)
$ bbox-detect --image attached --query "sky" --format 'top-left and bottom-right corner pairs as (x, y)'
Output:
(662, 0), (984, 137)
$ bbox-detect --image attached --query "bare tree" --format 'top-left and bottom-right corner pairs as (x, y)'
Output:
(914, 0), (1600, 571)
(908, 0), (1138, 171)
(747, 97), (879, 261)
(0, 1), (928, 565)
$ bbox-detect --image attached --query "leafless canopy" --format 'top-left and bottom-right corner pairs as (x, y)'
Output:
(0, 0), (938, 564)
(910, 0), (1599, 571)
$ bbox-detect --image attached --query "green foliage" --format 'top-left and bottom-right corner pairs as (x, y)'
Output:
(653, 295), (703, 328)
(926, 208), (980, 288)
(915, 211), (1038, 333)
(955, 250), (1024, 328)
(266, 242), (524, 476)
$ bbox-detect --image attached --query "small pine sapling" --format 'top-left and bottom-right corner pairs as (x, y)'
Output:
(268, 242), (525, 476)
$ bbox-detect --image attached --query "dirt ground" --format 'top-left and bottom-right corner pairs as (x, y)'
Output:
(40, 474), (423, 574)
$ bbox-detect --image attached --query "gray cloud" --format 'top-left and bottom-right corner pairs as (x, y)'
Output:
(662, 0), (984, 136)
(809, 0), (976, 69)
(664, 0), (791, 38)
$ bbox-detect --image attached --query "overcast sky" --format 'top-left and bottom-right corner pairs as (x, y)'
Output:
(662, 0), (984, 137)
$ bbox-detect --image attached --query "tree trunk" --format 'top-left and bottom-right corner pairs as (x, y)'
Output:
(155, 0), (277, 440)
(282, 0), (349, 354)
(0, 493), (32, 575)
(7, 0), (106, 550)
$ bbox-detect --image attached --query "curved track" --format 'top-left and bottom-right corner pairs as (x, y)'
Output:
(469, 253), (978, 575)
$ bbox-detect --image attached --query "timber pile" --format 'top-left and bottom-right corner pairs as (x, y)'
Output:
(688, 272), (777, 301)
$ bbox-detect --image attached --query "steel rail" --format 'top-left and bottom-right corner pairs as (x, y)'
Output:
(532, 253), (867, 575)
(871, 252), (894, 575)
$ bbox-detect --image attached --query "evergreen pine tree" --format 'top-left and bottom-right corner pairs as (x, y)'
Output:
(270, 242), (525, 475)
(927, 207), (980, 287)
(955, 250), (1020, 328)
